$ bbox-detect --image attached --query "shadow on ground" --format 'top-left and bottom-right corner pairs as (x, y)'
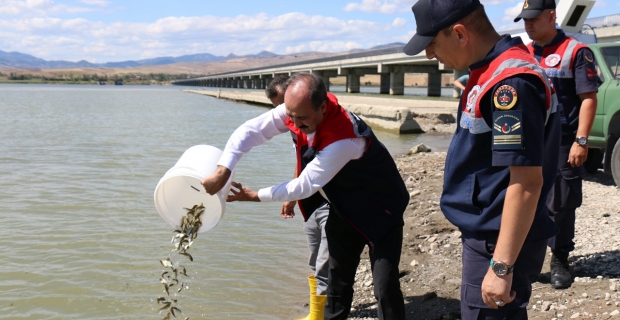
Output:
(351, 293), (461, 320)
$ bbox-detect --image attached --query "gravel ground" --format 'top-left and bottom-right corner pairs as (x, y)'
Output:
(345, 151), (620, 320)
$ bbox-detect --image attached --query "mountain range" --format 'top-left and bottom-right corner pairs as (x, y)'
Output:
(0, 43), (404, 70)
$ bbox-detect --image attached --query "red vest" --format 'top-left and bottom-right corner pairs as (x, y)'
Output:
(527, 36), (588, 79)
(285, 93), (362, 176)
(460, 43), (557, 134)
(284, 93), (409, 246)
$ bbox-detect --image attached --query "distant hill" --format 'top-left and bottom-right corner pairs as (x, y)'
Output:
(0, 49), (287, 70)
(0, 44), (405, 71)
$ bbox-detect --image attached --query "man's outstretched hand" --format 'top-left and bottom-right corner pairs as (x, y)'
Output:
(227, 181), (260, 202)
(201, 166), (232, 195)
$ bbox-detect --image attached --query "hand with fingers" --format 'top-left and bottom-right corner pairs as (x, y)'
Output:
(226, 181), (260, 202)
(481, 267), (516, 309)
(280, 201), (296, 219)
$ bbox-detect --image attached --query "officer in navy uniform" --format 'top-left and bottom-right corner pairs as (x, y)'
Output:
(404, 0), (560, 318)
(514, 0), (599, 290)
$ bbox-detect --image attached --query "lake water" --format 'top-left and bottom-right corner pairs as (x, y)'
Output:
(0, 84), (452, 320)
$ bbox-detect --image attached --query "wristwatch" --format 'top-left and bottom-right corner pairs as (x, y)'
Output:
(575, 136), (588, 146)
(490, 258), (514, 276)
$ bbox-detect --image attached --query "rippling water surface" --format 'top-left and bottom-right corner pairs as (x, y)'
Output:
(0, 84), (451, 320)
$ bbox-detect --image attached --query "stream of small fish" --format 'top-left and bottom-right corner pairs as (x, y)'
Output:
(0, 84), (452, 319)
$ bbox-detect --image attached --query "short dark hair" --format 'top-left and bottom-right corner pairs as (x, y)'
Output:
(285, 73), (327, 110)
(265, 74), (290, 99)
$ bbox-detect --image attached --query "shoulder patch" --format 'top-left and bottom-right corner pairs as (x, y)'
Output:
(493, 85), (518, 111)
(584, 50), (594, 63)
(492, 110), (523, 150)
(545, 53), (561, 67)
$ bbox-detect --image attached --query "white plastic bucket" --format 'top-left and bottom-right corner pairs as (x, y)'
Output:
(154, 145), (234, 233)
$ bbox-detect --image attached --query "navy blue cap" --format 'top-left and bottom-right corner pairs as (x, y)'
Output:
(514, 0), (556, 22)
(404, 0), (481, 56)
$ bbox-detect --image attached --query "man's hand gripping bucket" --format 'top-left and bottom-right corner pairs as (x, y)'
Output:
(154, 145), (234, 232)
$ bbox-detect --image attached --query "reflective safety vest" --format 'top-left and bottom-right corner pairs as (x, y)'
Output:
(285, 93), (409, 247)
(460, 43), (557, 135)
(527, 36), (590, 144)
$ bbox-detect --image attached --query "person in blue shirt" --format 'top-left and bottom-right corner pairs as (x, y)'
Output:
(404, 0), (560, 318)
(515, 0), (599, 290)
(453, 74), (470, 97)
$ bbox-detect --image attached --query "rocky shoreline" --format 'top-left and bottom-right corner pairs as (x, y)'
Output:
(347, 151), (620, 320)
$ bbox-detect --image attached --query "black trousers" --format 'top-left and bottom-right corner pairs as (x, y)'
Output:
(324, 211), (405, 320)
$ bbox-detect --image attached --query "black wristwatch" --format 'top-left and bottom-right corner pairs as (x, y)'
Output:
(575, 136), (588, 146)
(490, 258), (514, 276)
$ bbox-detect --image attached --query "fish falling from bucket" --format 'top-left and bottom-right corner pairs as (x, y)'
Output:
(156, 203), (204, 320)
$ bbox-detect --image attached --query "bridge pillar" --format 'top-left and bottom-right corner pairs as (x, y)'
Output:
(379, 74), (390, 94)
(428, 72), (442, 97)
(390, 72), (404, 95)
(347, 74), (360, 93)
(252, 78), (259, 89)
(244, 79), (251, 89)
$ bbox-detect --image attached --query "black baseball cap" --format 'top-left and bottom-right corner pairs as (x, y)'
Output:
(514, 0), (556, 22)
(403, 0), (481, 56)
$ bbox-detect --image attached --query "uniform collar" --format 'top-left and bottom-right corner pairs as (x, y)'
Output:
(469, 35), (523, 71)
(531, 29), (566, 49)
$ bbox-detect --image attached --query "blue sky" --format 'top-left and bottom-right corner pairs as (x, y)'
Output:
(0, 0), (616, 63)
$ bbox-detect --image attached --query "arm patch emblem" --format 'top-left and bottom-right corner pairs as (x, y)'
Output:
(493, 85), (518, 111)
(492, 110), (523, 150)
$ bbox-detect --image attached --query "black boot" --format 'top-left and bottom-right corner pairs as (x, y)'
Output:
(550, 250), (572, 289)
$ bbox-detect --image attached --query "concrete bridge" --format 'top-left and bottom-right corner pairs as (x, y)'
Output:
(173, 8), (620, 98)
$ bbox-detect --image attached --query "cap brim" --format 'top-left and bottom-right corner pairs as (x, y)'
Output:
(514, 9), (543, 22)
(403, 33), (435, 56)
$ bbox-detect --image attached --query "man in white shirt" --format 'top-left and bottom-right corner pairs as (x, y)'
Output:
(265, 75), (331, 320)
(202, 73), (408, 320)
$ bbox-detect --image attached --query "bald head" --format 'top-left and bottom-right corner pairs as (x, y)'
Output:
(284, 73), (327, 134)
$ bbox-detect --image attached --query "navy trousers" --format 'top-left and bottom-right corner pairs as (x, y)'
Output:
(324, 211), (405, 320)
(546, 144), (584, 253)
(460, 237), (547, 320)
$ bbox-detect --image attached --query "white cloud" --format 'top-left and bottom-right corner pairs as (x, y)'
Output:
(0, 11), (407, 62)
(79, 0), (109, 6)
(503, 2), (523, 21)
(392, 17), (406, 27)
(0, 0), (99, 15)
(343, 0), (410, 14)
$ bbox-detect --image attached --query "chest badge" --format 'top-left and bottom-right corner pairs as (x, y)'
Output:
(545, 54), (561, 67)
(466, 85), (481, 112)
(523, 0), (529, 8)
(493, 85), (518, 111)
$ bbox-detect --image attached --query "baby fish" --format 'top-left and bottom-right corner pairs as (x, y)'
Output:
(160, 278), (168, 285)
(180, 252), (193, 262)
(158, 302), (171, 310)
(171, 306), (182, 317)
(162, 313), (171, 320)
(163, 284), (170, 296)
(156, 297), (167, 304)
(159, 258), (173, 268)
(179, 266), (188, 277)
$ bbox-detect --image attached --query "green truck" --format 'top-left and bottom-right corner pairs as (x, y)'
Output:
(585, 43), (620, 186)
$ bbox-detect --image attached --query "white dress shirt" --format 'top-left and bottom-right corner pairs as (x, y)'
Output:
(217, 104), (366, 202)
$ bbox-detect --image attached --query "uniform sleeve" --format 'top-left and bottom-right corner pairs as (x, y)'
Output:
(485, 75), (547, 167)
(217, 104), (290, 170)
(573, 47), (599, 95)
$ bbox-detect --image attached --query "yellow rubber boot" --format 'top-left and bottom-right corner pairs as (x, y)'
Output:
(308, 294), (326, 320)
(308, 275), (317, 295)
(296, 276), (319, 320)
